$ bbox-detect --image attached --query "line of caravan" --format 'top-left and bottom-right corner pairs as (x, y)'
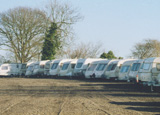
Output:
(0, 57), (160, 90)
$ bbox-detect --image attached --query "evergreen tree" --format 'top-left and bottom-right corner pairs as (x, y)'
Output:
(41, 23), (60, 60)
(107, 51), (117, 59)
(100, 52), (108, 59)
(100, 51), (117, 59)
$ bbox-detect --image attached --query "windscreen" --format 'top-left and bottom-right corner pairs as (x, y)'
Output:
(111, 64), (117, 70)
(76, 62), (83, 68)
(62, 64), (69, 70)
(51, 63), (59, 70)
(141, 63), (151, 70)
(96, 64), (107, 71)
(87, 64), (97, 71)
(120, 66), (130, 73)
(131, 63), (140, 71)
(107, 64), (113, 71)
(27, 66), (33, 71)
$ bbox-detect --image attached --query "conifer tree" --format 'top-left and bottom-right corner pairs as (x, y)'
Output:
(41, 23), (60, 60)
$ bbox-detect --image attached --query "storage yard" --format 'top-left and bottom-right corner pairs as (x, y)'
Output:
(0, 78), (159, 115)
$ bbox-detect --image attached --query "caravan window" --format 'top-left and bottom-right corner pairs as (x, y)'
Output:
(76, 63), (83, 68)
(62, 64), (69, 70)
(96, 64), (107, 71)
(120, 66), (129, 73)
(51, 63), (58, 70)
(88, 64), (97, 71)
(111, 64), (117, 70)
(141, 63), (151, 70)
(107, 64), (113, 71)
(131, 63), (140, 71)
(1, 66), (8, 70)
(27, 66), (33, 71)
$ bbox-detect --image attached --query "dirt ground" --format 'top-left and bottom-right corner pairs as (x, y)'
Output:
(0, 78), (159, 115)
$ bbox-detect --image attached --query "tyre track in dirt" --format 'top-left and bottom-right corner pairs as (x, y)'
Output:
(0, 93), (37, 114)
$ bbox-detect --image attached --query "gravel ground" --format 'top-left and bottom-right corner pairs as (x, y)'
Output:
(0, 78), (159, 115)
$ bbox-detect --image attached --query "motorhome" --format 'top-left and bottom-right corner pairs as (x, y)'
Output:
(128, 59), (144, 82)
(118, 60), (136, 81)
(49, 59), (72, 77)
(0, 63), (26, 77)
(58, 59), (78, 77)
(73, 58), (102, 78)
(95, 59), (117, 79)
(25, 62), (35, 77)
(137, 57), (160, 86)
(85, 60), (106, 79)
(32, 60), (50, 77)
(103, 59), (133, 80)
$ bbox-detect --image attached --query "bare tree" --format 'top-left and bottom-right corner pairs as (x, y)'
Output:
(131, 39), (160, 59)
(59, 42), (103, 59)
(45, 0), (83, 56)
(0, 7), (48, 63)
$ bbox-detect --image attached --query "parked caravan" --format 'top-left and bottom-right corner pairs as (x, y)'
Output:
(103, 59), (133, 80)
(95, 59), (117, 79)
(58, 59), (78, 77)
(85, 60), (105, 79)
(118, 60), (136, 81)
(49, 59), (72, 77)
(73, 58), (102, 78)
(0, 63), (26, 77)
(44, 60), (53, 76)
(32, 60), (50, 77)
(128, 59), (144, 82)
(137, 57), (160, 86)
(25, 62), (35, 77)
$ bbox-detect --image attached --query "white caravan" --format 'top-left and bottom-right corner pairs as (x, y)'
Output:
(0, 63), (26, 77)
(32, 60), (50, 77)
(104, 59), (133, 80)
(85, 60), (106, 79)
(58, 59), (78, 77)
(73, 58), (102, 78)
(49, 59), (72, 77)
(44, 60), (53, 76)
(137, 57), (160, 86)
(128, 59), (144, 82)
(25, 62), (35, 77)
(95, 59), (118, 79)
(118, 60), (136, 81)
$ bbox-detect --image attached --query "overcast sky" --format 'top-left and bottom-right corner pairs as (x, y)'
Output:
(0, 0), (160, 58)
